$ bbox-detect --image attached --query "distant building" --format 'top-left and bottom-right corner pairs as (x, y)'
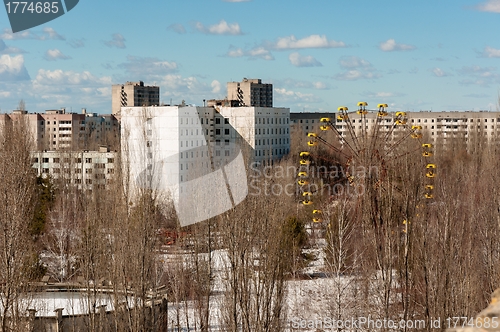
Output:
(121, 105), (290, 170)
(121, 105), (290, 225)
(111, 81), (160, 115)
(215, 105), (290, 163)
(32, 148), (116, 190)
(0, 108), (119, 151)
(290, 112), (333, 134)
(227, 78), (273, 107)
(290, 110), (500, 147)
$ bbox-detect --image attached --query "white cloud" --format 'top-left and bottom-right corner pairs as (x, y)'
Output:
(459, 65), (496, 76)
(229, 33), (344, 61)
(226, 46), (274, 60)
(0, 54), (30, 81)
(335, 70), (380, 81)
(276, 78), (331, 90)
(68, 39), (85, 48)
(374, 92), (396, 98)
(160, 75), (203, 92)
(482, 46), (500, 58)
(0, 27), (64, 40)
(0, 40), (25, 54)
(458, 65), (499, 87)
(227, 48), (244, 57)
(432, 67), (450, 77)
(475, 0), (500, 13)
(195, 20), (242, 35)
(211, 80), (221, 94)
(167, 23), (186, 34)
(44, 49), (71, 61)
(272, 34), (345, 50)
(104, 33), (126, 49)
(158, 75), (223, 102)
(41, 27), (64, 40)
(119, 56), (178, 78)
(247, 47), (273, 60)
(313, 81), (328, 89)
(365, 91), (404, 99)
(0, 29), (34, 40)
(289, 52), (322, 67)
(34, 69), (112, 86)
(335, 56), (380, 80)
(274, 88), (321, 103)
(379, 39), (416, 52)
(339, 56), (372, 69)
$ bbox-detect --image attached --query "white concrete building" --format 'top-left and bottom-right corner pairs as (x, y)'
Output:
(120, 105), (290, 226)
(32, 149), (116, 190)
(216, 106), (290, 164)
(291, 110), (500, 144)
(0, 109), (119, 151)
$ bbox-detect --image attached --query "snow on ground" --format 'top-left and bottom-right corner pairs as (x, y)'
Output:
(160, 245), (360, 331)
(27, 246), (354, 330)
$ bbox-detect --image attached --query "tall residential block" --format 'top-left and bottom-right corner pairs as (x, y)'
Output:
(111, 81), (160, 115)
(290, 110), (500, 149)
(121, 105), (290, 225)
(227, 78), (273, 107)
(0, 108), (119, 151)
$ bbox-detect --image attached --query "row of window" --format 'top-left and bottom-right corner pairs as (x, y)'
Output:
(433, 131), (496, 136)
(215, 139), (230, 146)
(34, 157), (114, 164)
(256, 117), (289, 125)
(215, 128), (231, 135)
(335, 131), (497, 137)
(214, 117), (229, 125)
(180, 129), (202, 136)
(298, 118), (500, 124)
(256, 127), (289, 135)
(181, 150), (209, 159)
(254, 148), (289, 157)
(256, 138), (289, 146)
(180, 117), (207, 125)
(180, 140), (205, 148)
(41, 168), (114, 175)
(40, 120), (115, 125)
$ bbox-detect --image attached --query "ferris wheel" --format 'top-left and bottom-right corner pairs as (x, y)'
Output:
(297, 102), (436, 224)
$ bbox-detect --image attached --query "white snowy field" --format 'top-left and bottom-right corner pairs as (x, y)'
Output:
(160, 246), (366, 332)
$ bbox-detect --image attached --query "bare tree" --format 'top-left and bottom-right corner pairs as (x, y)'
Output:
(0, 116), (37, 331)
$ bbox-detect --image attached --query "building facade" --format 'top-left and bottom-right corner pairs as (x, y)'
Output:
(290, 112), (333, 134)
(227, 78), (273, 107)
(111, 81), (160, 115)
(0, 109), (120, 151)
(291, 110), (500, 144)
(32, 149), (116, 190)
(120, 105), (290, 226)
(216, 105), (290, 163)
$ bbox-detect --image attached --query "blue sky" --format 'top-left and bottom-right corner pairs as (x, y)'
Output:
(1, 0), (500, 113)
